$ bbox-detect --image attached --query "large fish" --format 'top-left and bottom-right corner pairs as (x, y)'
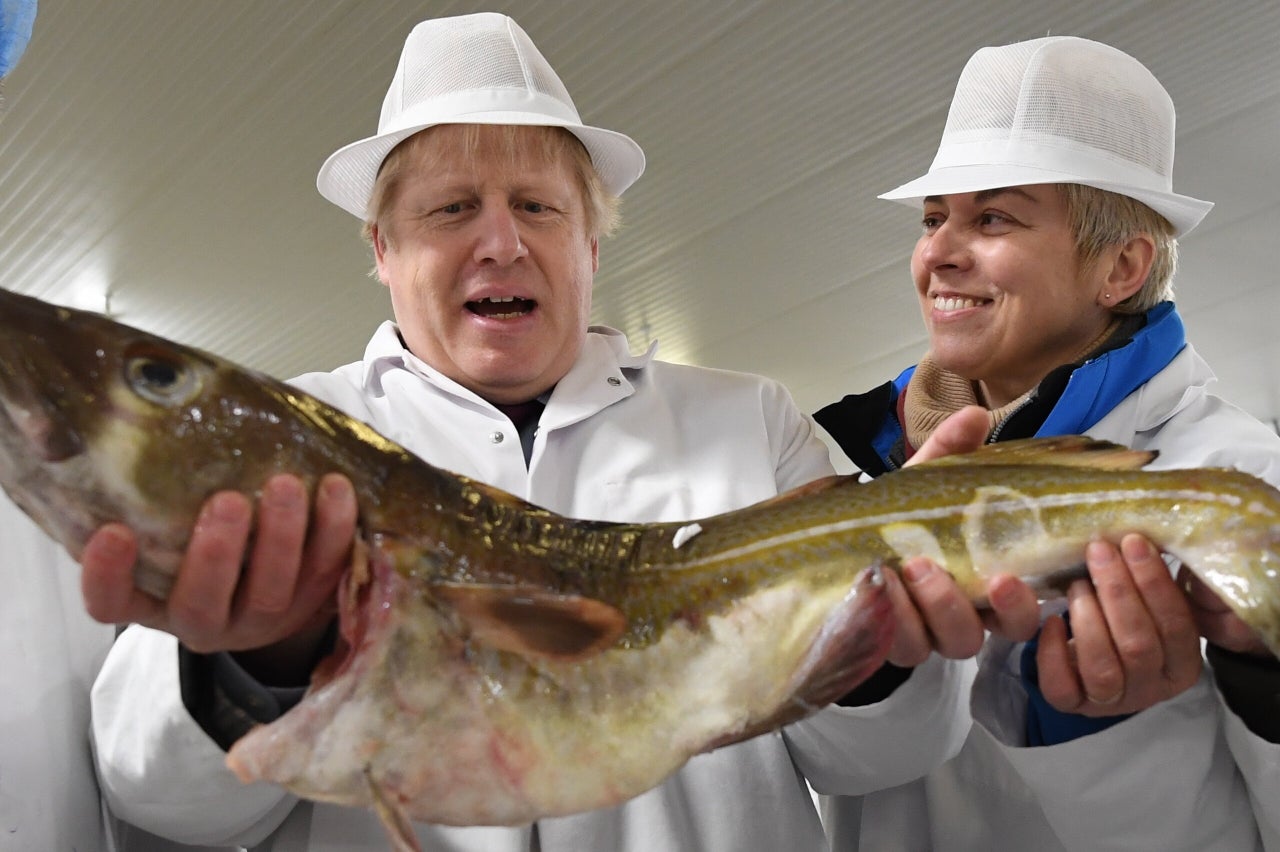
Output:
(2, 287), (1279, 850)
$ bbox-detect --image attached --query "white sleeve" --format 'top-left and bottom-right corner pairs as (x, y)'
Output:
(783, 655), (975, 795)
(91, 625), (299, 847)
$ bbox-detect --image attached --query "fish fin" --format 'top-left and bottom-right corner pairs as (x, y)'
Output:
(365, 767), (422, 852)
(701, 566), (894, 752)
(433, 584), (626, 663)
(921, 435), (1157, 470)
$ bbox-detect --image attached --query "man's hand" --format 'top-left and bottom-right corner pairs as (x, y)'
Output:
(1034, 534), (1203, 717)
(80, 473), (358, 663)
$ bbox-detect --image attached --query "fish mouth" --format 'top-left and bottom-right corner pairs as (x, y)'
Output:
(466, 295), (537, 320)
(0, 353), (85, 462)
(0, 303), (87, 462)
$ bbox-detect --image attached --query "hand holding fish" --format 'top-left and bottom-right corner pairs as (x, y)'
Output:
(881, 405), (1054, 666)
(5, 288), (1280, 837)
(80, 472), (358, 664)
(1033, 534), (1203, 717)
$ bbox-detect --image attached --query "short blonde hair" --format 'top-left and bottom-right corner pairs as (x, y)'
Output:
(1058, 183), (1178, 314)
(362, 124), (620, 247)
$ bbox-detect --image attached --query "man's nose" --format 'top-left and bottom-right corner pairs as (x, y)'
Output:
(473, 204), (528, 265)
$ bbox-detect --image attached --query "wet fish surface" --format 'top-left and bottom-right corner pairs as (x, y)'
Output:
(2, 287), (1278, 849)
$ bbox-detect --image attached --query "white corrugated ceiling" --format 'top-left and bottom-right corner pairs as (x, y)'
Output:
(2, 0), (1278, 471)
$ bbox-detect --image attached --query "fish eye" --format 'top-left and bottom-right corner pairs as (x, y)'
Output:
(124, 348), (202, 405)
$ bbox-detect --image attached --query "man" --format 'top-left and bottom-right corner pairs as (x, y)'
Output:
(82, 13), (999, 851)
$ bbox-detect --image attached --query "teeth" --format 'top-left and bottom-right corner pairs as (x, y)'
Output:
(934, 296), (981, 312)
(468, 295), (532, 320)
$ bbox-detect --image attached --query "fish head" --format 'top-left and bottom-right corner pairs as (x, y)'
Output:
(0, 287), (375, 596)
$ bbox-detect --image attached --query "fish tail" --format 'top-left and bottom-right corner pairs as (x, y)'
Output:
(1167, 469), (1280, 658)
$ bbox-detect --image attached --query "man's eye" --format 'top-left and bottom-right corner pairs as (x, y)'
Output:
(440, 202), (465, 214)
(521, 201), (548, 214)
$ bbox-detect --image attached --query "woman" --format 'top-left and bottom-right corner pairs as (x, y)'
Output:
(815, 36), (1280, 850)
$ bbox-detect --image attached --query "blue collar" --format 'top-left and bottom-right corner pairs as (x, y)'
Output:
(1035, 301), (1185, 436)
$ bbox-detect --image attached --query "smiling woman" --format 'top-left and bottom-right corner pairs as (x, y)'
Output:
(815, 34), (1280, 851)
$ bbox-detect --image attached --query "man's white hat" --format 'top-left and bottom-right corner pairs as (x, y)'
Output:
(879, 36), (1212, 236)
(316, 13), (646, 220)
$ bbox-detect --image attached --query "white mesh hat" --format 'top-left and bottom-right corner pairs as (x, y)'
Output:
(880, 36), (1212, 236)
(316, 13), (646, 220)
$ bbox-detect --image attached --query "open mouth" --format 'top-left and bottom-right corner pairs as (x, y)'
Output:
(467, 296), (536, 320)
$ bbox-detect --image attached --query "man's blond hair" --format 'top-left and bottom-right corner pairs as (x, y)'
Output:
(362, 124), (620, 249)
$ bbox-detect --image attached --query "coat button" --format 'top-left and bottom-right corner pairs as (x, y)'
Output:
(490, 431), (505, 444)
(607, 376), (621, 386)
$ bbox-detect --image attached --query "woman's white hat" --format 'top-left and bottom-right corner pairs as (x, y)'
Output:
(880, 36), (1212, 236)
(316, 13), (646, 220)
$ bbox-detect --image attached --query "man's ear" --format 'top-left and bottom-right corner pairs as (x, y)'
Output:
(371, 223), (391, 285)
(1099, 233), (1155, 307)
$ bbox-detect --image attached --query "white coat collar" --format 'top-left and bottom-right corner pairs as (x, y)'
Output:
(356, 321), (658, 424)
(1120, 343), (1216, 433)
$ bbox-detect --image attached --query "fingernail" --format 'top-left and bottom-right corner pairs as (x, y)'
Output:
(1067, 578), (1092, 603)
(264, 474), (306, 506)
(1121, 535), (1152, 561)
(321, 474), (355, 504)
(901, 559), (933, 584)
(1086, 539), (1117, 565)
(206, 491), (247, 523)
(989, 579), (1017, 610)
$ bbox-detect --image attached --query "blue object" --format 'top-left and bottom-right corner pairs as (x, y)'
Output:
(1021, 613), (1133, 746)
(1, 0), (37, 78)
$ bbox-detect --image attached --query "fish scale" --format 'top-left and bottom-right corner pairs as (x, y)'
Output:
(2, 286), (1280, 850)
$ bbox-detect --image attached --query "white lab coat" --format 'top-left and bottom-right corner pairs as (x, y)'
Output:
(818, 343), (1278, 851)
(91, 325), (972, 852)
(0, 495), (236, 852)
(0, 494), (116, 852)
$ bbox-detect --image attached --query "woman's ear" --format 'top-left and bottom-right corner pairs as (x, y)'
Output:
(1098, 234), (1155, 307)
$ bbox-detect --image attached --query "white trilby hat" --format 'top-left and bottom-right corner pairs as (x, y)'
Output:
(316, 12), (646, 220)
(879, 36), (1212, 236)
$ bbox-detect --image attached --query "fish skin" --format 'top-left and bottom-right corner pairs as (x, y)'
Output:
(2, 287), (1280, 836)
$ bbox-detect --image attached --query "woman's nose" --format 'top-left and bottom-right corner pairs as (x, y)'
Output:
(918, 220), (969, 271)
